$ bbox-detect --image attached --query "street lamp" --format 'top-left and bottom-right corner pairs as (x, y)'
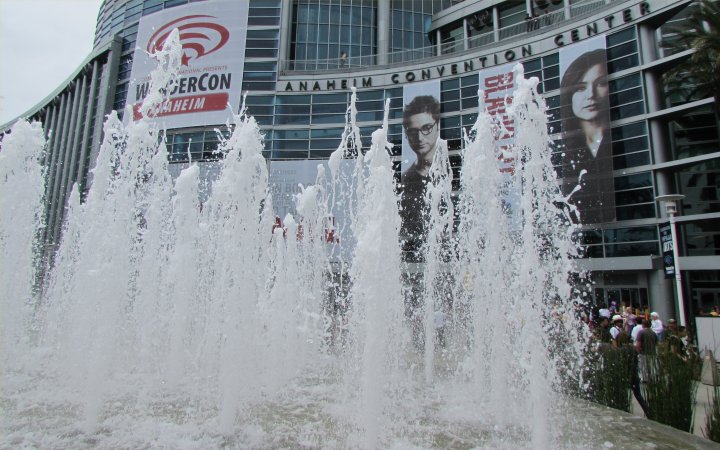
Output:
(656, 194), (686, 327)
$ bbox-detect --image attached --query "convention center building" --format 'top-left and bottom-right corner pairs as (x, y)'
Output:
(2, 0), (718, 323)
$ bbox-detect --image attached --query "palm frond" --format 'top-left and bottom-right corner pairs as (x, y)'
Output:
(661, 0), (720, 113)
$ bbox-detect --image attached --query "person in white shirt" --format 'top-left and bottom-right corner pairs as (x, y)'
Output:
(650, 311), (665, 342)
(631, 321), (644, 343)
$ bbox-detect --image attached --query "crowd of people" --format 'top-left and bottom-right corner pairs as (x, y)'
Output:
(585, 305), (695, 416)
(589, 306), (688, 355)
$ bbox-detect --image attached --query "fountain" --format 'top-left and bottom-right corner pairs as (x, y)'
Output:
(2, 31), (713, 449)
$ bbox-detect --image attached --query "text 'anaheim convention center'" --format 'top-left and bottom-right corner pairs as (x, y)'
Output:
(1, 0), (718, 324)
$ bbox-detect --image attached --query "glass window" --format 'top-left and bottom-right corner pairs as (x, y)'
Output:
(611, 121), (650, 170)
(607, 27), (635, 48)
(276, 95), (311, 105)
(498, 0), (527, 28)
(531, 0), (564, 15)
(467, 8), (494, 49)
(604, 226), (659, 257)
(389, 0), (436, 55)
(670, 106), (719, 159)
(276, 104), (311, 115)
(246, 39), (278, 49)
(246, 48), (278, 58)
(314, 92), (350, 104)
(615, 172), (652, 190)
(143, 5), (163, 16)
(165, 130), (229, 163)
(604, 242), (658, 257)
(293, 2), (376, 67)
(249, 7), (281, 18)
(311, 114), (347, 124)
(243, 71), (276, 82)
(657, 5), (694, 58)
(311, 131), (342, 150)
(311, 127), (343, 139)
(272, 150), (309, 159)
(312, 103), (347, 114)
(441, 116), (462, 151)
(609, 73), (644, 121)
(614, 172), (655, 220)
(524, 53), (559, 95)
(358, 90), (384, 101)
(678, 160), (720, 215)
(440, 22), (464, 54)
(242, 81), (277, 91)
(355, 100), (385, 112)
(684, 221), (720, 257)
(246, 30), (279, 40)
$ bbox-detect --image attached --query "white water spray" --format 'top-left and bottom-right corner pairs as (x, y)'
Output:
(0, 34), (600, 449)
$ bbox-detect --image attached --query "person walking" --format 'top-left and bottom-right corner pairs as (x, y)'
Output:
(635, 319), (657, 383)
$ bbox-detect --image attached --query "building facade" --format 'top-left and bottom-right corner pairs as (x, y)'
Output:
(2, 0), (718, 323)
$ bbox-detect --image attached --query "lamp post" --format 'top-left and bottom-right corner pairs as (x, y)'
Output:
(656, 194), (686, 327)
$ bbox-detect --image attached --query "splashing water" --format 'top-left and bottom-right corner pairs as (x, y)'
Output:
(0, 34), (634, 449)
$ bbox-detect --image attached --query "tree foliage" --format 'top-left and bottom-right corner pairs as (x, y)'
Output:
(662, 0), (720, 115)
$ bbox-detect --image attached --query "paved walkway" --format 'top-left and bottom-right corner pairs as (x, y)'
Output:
(630, 380), (717, 439)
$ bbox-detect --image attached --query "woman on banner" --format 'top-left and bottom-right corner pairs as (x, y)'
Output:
(399, 95), (441, 260)
(559, 48), (615, 224)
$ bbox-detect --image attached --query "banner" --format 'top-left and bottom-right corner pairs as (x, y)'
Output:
(401, 80), (442, 176)
(478, 62), (519, 225)
(659, 222), (675, 278)
(558, 35), (615, 224)
(268, 159), (355, 262)
(399, 80), (441, 248)
(126, 0), (248, 128)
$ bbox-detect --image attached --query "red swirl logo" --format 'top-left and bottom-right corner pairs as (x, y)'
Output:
(146, 15), (230, 65)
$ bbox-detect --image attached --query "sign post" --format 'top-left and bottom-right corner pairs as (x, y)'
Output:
(657, 194), (686, 327)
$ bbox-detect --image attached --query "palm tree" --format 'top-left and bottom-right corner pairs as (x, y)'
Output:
(661, 0), (720, 116)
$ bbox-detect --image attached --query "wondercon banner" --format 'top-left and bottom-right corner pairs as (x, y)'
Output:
(126, 0), (248, 128)
(558, 35), (615, 224)
(478, 62), (520, 225)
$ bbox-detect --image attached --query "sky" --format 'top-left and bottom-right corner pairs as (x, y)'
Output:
(0, 0), (103, 125)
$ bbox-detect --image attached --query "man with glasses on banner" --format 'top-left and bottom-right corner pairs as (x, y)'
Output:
(402, 95), (441, 182)
(400, 95), (441, 261)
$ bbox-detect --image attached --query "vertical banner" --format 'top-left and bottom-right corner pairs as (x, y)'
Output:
(558, 35), (615, 224)
(659, 222), (676, 278)
(268, 160), (355, 262)
(269, 160), (322, 221)
(478, 62), (519, 225)
(401, 80), (442, 176)
(400, 80), (441, 245)
(126, 0), (248, 127)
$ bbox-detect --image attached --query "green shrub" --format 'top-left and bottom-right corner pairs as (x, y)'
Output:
(586, 345), (632, 412)
(705, 384), (720, 442)
(643, 344), (699, 433)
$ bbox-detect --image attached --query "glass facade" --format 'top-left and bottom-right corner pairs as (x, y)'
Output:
(291, 1), (376, 66)
(92, 0), (718, 258)
(7, 0), (719, 315)
(670, 105), (719, 159)
(577, 225), (659, 259)
(390, 0), (451, 55)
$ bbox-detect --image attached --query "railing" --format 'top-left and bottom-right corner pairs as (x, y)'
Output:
(279, 0), (615, 74)
(571, 0), (608, 17)
(467, 31), (495, 50)
(502, 8), (566, 40)
(285, 55), (377, 72)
